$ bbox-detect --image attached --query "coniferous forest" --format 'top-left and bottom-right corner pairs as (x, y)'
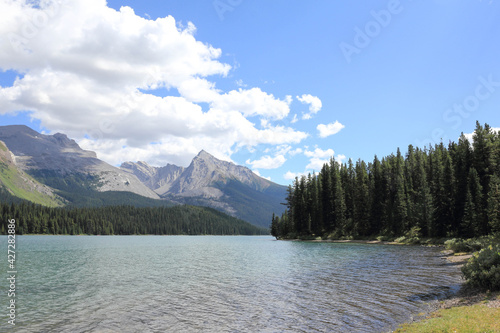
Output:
(0, 190), (267, 235)
(271, 122), (500, 240)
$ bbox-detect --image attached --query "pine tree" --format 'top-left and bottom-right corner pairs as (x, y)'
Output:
(369, 155), (385, 235)
(393, 148), (408, 235)
(472, 121), (494, 234)
(353, 159), (370, 236)
(461, 168), (483, 236)
(451, 134), (472, 237)
(413, 148), (432, 237)
(320, 163), (334, 232)
(488, 175), (500, 233)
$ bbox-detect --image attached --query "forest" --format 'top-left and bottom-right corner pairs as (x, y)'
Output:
(0, 189), (267, 235)
(271, 121), (500, 240)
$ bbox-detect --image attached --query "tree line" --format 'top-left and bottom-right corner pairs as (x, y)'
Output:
(271, 121), (500, 240)
(0, 191), (267, 235)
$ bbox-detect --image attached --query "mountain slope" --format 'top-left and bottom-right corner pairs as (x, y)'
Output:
(122, 150), (287, 228)
(0, 125), (160, 200)
(0, 140), (63, 206)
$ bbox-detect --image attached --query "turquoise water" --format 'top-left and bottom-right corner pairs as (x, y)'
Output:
(0, 236), (462, 332)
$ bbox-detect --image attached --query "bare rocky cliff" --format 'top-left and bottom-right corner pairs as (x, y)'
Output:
(122, 150), (275, 198)
(121, 150), (287, 227)
(120, 161), (184, 195)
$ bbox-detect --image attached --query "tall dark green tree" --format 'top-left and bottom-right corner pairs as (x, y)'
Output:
(462, 167), (483, 236)
(369, 155), (385, 235)
(353, 159), (370, 236)
(472, 121), (494, 234)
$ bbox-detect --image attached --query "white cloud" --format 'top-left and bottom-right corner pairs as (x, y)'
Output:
(246, 155), (286, 169)
(336, 154), (347, 163)
(463, 127), (500, 143)
(252, 169), (271, 181)
(213, 87), (291, 120)
(305, 158), (327, 171)
(304, 147), (335, 159)
(297, 94), (322, 120)
(0, 0), (309, 167)
(284, 171), (307, 180)
(304, 148), (334, 171)
(235, 79), (247, 87)
(317, 121), (345, 138)
(289, 147), (303, 156)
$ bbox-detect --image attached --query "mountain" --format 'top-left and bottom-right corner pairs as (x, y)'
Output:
(0, 125), (287, 228)
(0, 140), (63, 206)
(121, 150), (287, 228)
(0, 125), (160, 200)
(120, 161), (184, 194)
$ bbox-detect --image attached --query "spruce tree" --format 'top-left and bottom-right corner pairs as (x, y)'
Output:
(369, 156), (385, 235)
(353, 159), (370, 236)
(488, 175), (500, 233)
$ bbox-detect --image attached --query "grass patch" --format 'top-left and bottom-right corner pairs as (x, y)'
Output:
(0, 161), (62, 207)
(395, 304), (500, 332)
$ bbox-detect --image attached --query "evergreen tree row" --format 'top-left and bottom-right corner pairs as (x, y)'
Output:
(0, 193), (267, 235)
(271, 121), (500, 239)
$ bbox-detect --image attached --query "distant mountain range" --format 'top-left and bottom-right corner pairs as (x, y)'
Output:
(0, 125), (286, 227)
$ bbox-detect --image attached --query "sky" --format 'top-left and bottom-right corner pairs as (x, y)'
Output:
(0, 0), (499, 185)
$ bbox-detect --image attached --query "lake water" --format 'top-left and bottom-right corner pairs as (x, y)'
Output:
(0, 236), (462, 332)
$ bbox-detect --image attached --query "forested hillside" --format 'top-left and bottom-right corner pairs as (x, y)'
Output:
(272, 122), (500, 239)
(0, 189), (267, 235)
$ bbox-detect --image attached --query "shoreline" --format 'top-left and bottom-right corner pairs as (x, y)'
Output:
(285, 237), (429, 246)
(287, 237), (500, 330)
(394, 250), (500, 332)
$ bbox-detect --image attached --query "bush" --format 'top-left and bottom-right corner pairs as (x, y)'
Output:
(445, 238), (471, 253)
(394, 236), (406, 243)
(462, 244), (500, 291)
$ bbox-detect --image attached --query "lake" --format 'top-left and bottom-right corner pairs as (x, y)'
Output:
(0, 236), (462, 332)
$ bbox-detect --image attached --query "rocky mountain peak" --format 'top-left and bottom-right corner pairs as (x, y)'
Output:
(0, 125), (160, 199)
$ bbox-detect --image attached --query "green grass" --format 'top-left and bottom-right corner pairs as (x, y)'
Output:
(395, 303), (500, 332)
(0, 160), (62, 207)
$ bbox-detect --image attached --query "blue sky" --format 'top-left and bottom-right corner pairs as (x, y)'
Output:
(1, 0), (499, 185)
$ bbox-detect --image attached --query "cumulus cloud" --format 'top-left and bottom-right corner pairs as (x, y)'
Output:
(336, 154), (347, 163)
(304, 147), (334, 159)
(297, 94), (322, 120)
(252, 169), (271, 181)
(246, 155), (286, 169)
(304, 148), (334, 171)
(463, 127), (500, 143)
(283, 147), (347, 181)
(0, 0), (309, 167)
(284, 171), (308, 180)
(317, 121), (345, 138)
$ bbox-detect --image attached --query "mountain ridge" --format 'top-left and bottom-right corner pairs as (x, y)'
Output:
(121, 150), (287, 227)
(0, 125), (286, 227)
(0, 125), (160, 199)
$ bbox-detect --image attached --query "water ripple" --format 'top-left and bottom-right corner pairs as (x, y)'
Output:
(0, 236), (463, 332)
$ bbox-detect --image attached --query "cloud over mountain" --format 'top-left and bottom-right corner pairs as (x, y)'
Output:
(0, 0), (309, 168)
